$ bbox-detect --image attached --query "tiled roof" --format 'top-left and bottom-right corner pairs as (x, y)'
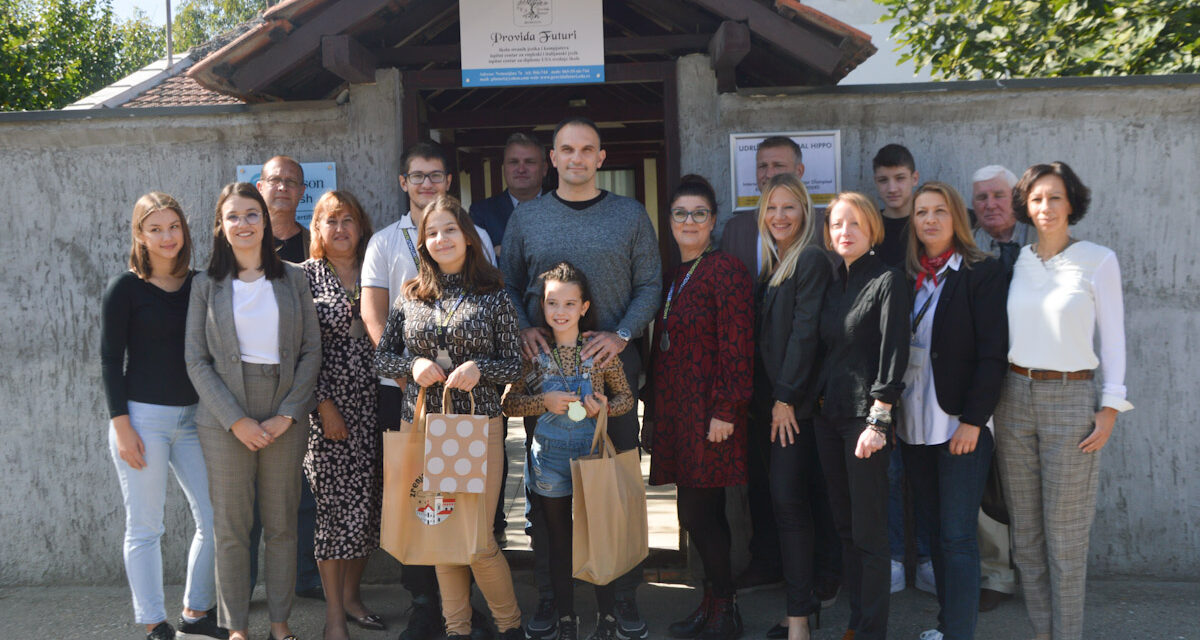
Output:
(120, 73), (243, 108)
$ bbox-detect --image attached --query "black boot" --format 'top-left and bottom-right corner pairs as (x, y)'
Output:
(668, 584), (713, 639)
(698, 596), (743, 640)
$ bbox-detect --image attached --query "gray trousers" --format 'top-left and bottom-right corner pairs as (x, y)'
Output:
(994, 371), (1100, 640)
(196, 363), (308, 631)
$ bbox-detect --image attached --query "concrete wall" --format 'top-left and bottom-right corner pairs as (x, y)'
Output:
(678, 55), (1200, 578)
(0, 69), (404, 585)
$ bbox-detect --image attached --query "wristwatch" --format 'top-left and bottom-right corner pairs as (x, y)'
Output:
(616, 328), (632, 342)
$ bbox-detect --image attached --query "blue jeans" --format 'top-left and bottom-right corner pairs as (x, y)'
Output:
(109, 401), (216, 624)
(902, 428), (995, 640)
(888, 445), (932, 561)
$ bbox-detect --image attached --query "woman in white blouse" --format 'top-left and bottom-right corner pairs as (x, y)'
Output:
(994, 162), (1133, 640)
(186, 182), (321, 640)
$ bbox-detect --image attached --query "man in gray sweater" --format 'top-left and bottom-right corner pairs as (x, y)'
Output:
(501, 116), (661, 640)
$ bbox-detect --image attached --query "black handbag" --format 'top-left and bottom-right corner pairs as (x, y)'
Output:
(980, 450), (1010, 525)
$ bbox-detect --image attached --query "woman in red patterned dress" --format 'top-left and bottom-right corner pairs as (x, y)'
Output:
(643, 175), (754, 640)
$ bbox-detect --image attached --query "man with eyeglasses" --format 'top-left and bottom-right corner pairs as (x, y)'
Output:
(256, 156), (310, 263)
(360, 141), (495, 640)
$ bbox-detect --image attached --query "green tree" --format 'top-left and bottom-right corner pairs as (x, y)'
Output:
(172, 0), (263, 50)
(877, 0), (1200, 79)
(0, 0), (164, 111)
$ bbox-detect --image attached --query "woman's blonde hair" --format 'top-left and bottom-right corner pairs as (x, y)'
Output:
(905, 181), (988, 279)
(128, 192), (191, 279)
(309, 190), (374, 262)
(823, 191), (884, 251)
(757, 174), (815, 288)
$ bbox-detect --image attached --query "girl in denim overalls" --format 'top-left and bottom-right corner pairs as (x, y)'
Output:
(501, 262), (634, 640)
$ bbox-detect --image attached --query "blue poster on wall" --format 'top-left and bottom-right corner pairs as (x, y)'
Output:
(459, 0), (604, 87)
(236, 162), (337, 228)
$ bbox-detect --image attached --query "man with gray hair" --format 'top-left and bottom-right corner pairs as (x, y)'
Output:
(970, 164), (1025, 612)
(971, 164), (1032, 271)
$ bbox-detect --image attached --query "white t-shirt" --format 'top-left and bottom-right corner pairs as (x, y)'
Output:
(362, 212), (496, 387)
(232, 275), (280, 365)
(1007, 240), (1133, 412)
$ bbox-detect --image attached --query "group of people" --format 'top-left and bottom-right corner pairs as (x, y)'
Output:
(101, 118), (1130, 640)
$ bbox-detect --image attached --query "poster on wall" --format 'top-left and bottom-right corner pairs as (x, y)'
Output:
(236, 162), (337, 228)
(459, 0), (604, 87)
(729, 131), (841, 211)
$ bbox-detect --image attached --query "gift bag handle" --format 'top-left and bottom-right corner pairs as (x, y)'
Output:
(411, 386), (428, 433)
(440, 386), (477, 416)
(587, 407), (617, 459)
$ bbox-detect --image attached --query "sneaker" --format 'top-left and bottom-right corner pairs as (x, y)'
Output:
(525, 597), (558, 640)
(890, 559), (904, 594)
(178, 608), (229, 639)
(915, 559), (937, 595)
(557, 615), (580, 640)
(146, 622), (175, 640)
(586, 614), (618, 640)
(612, 598), (649, 640)
(919, 630), (944, 640)
(400, 597), (444, 640)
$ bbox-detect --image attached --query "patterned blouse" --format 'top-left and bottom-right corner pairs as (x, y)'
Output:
(375, 273), (521, 421)
(501, 344), (634, 418)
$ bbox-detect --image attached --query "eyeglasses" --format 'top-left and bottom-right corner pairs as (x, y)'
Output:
(669, 208), (712, 223)
(224, 212), (262, 225)
(404, 171), (448, 185)
(263, 177), (301, 189)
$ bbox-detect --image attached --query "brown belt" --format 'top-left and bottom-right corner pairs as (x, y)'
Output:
(1009, 364), (1094, 381)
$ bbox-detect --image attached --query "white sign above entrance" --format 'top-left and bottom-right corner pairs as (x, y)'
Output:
(729, 131), (842, 211)
(459, 0), (604, 87)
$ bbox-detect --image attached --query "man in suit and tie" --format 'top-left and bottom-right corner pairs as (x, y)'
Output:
(720, 136), (805, 280)
(469, 132), (548, 257)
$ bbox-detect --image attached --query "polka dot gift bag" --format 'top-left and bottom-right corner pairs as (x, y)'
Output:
(423, 387), (489, 493)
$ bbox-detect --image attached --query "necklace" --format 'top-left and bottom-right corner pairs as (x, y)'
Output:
(326, 259), (365, 338)
(551, 336), (589, 421)
(660, 248), (709, 352)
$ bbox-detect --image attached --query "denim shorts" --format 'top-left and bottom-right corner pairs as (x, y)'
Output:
(526, 417), (597, 498)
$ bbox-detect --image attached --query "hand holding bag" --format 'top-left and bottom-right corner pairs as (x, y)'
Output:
(423, 387), (490, 494)
(571, 409), (649, 585)
(380, 386), (489, 566)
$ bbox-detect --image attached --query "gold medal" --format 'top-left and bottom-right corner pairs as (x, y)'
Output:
(660, 330), (670, 352)
(567, 401), (587, 422)
(349, 318), (366, 339)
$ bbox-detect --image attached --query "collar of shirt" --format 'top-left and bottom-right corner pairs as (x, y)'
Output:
(919, 252), (963, 291)
(400, 213), (416, 230)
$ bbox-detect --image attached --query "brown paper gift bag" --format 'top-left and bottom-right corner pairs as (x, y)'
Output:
(380, 387), (489, 566)
(570, 410), (649, 585)
(423, 388), (489, 494)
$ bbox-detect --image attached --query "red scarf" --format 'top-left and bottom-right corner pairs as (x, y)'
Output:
(915, 248), (955, 290)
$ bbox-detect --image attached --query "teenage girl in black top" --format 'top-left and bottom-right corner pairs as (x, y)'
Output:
(101, 193), (225, 640)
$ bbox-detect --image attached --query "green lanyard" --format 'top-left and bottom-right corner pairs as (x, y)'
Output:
(550, 336), (585, 395)
(435, 291), (468, 344)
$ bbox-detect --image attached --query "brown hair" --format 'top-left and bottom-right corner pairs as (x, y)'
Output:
(905, 182), (989, 279)
(206, 182), (285, 280)
(308, 190), (374, 263)
(537, 261), (596, 332)
(129, 192), (192, 279)
(823, 191), (885, 250)
(401, 195), (504, 302)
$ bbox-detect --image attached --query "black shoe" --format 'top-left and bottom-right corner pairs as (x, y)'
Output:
(147, 622), (175, 640)
(612, 599), (648, 640)
(471, 607), (495, 640)
(667, 587), (712, 639)
(296, 585), (326, 601)
(586, 614), (618, 640)
(556, 616), (580, 640)
(499, 628), (525, 640)
(698, 596), (742, 640)
(178, 609), (229, 639)
(978, 588), (1011, 612)
(764, 624), (786, 640)
(733, 564), (783, 593)
(346, 611), (387, 631)
(400, 597), (443, 640)
(524, 598), (558, 640)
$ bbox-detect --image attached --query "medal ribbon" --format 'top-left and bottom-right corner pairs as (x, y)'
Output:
(435, 291), (469, 345)
(661, 248), (709, 334)
(325, 259), (362, 318)
(550, 336), (585, 396)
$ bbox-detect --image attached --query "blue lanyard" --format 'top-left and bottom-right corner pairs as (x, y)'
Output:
(662, 250), (708, 321)
(401, 227), (420, 266)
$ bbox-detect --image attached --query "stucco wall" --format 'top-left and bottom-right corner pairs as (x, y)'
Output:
(0, 69), (404, 585)
(678, 54), (1199, 578)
